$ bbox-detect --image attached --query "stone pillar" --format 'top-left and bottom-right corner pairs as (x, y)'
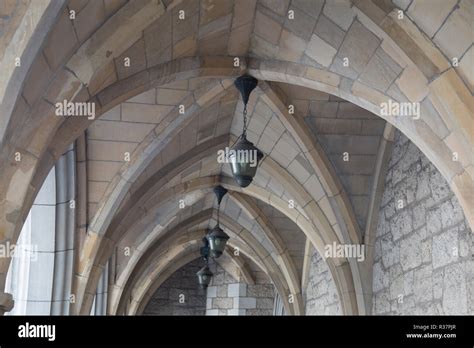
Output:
(0, 291), (14, 315)
(205, 263), (275, 315)
(51, 146), (76, 315)
(93, 261), (109, 315)
(273, 292), (285, 315)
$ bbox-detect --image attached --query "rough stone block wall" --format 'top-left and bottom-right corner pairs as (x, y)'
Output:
(304, 248), (342, 315)
(372, 131), (473, 314)
(206, 263), (275, 316)
(142, 259), (206, 315)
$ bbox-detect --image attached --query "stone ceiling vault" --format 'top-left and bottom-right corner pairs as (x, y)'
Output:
(0, 0), (472, 317)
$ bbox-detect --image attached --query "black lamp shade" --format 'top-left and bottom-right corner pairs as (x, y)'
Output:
(206, 225), (230, 258)
(196, 265), (213, 289)
(228, 135), (263, 187)
(234, 75), (258, 105)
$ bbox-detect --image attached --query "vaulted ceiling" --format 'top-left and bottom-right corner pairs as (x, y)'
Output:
(0, 0), (472, 316)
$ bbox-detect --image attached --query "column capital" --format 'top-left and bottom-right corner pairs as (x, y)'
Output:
(0, 291), (14, 315)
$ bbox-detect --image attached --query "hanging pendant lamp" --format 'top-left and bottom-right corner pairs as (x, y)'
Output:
(196, 264), (213, 289)
(206, 185), (230, 258)
(228, 75), (263, 188)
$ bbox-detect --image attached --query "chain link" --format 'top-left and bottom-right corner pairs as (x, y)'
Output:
(243, 105), (248, 136)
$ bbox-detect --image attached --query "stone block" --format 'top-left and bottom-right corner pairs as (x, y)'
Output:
(144, 13), (172, 67)
(390, 209), (412, 241)
(412, 204), (426, 230)
(403, 270), (414, 295)
(0, 0), (16, 16)
(200, 0), (233, 26)
(199, 14), (232, 41)
(173, 9), (199, 44)
(407, 0), (457, 38)
(43, 9), (78, 71)
(439, 198), (464, 229)
(293, 0), (324, 18)
(312, 118), (362, 135)
(308, 102), (338, 120)
(88, 120), (153, 142)
(323, 0), (355, 30)
(235, 297), (257, 309)
(115, 39), (147, 80)
(429, 170), (450, 202)
(212, 297), (233, 309)
(173, 36), (197, 58)
(374, 288), (390, 313)
(314, 15), (345, 50)
(228, 283), (247, 297)
(381, 233), (399, 268)
(206, 286), (217, 298)
(340, 175), (371, 196)
(72, 0), (106, 43)
(283, 5), (317, 40)
(217, 285), (228, 298)
(457, 45), (473, 92)
(432, 226), (459, 269)
(232, 0), (257, 29)
(361, 119), (385, 135)
(256, 298), (274, 309)
(360, 47), (402, 92)
(305, 34), (337, 68)
(250, 33), (278, 59)
(395, 65), (428, 102)
(122, 103), (173, 123)
(206, 298), (212, 309)
(127, 89), (156, 104)
(372, 261), (388, 292)
(277, 29), (307, 62)
(258, 0), (289, 17)
(228, 22), (252, 56)
(104, 0), (127, 17)
(337, 20), (380, 75)
(421, 237), (432, 264)
(304, 174), (325, 202)
(87, 139), (136, 161)
(413, 266), (433, 303)
(254, 10), (282, 45)
(22, 54), (52, 106)
(329, 56), (358, 80)
(442, 262), (468, 314)
(247, 284), (274, 298)
(228, 308), (246, 315)
(337, 103), (375, 120)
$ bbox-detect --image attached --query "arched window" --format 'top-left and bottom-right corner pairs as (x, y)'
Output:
(5, 146), (76, 315)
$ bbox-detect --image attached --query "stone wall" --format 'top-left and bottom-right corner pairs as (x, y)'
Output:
(142, 259), (206, 315)
(304, 247), (342, 315)
(206, 263), (275, 316)
(372, 131), (473, 314)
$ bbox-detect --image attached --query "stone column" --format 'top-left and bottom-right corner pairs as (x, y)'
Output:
(51, 146), (76, 315)
(205, 262), (276, 315)
(0, 291), (14, 315)
(93, 261), (109, 316)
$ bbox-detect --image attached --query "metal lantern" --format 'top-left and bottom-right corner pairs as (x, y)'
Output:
(228, 135), (263, 188)
(206, 186), (229, 258)
(196, 265), (213, 289)
(206, 224), (230, 258)
(229, 75), (264, 188)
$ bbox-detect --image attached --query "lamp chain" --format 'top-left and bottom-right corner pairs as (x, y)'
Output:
(242, 104), (248, 137)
